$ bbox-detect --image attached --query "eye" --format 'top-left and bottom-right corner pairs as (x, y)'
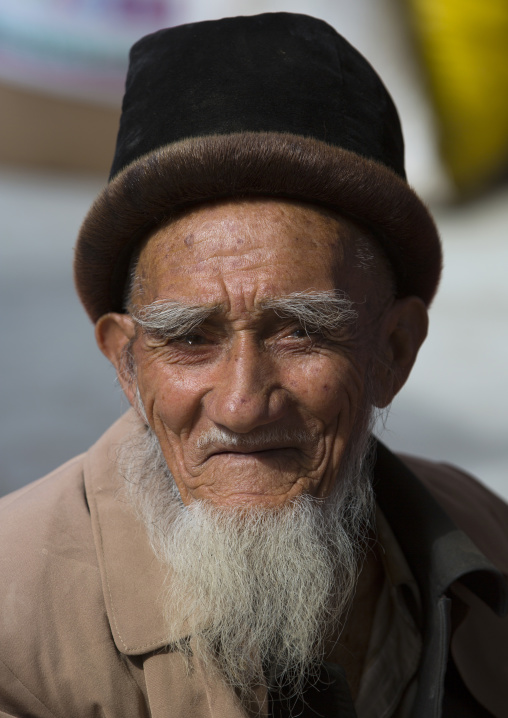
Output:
(284, 325), (328, 345)
(172, 333), (208, 346)
(288, 327), (308, 339)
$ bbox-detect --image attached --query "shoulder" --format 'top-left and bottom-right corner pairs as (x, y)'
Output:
(399, 454), (508, 575)
(0, 449), (140, 717)
(0, 453), (98, 580)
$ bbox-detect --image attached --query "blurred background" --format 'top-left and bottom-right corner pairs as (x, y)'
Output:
(1, 0), (507, 499)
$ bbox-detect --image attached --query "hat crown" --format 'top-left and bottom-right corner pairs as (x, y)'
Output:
(75, 13), (441, 323)
(110, 12), (405, 179)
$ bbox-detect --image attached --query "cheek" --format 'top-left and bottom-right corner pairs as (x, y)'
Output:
(288, 358), (364, 426)
(135, 357), (207, 435)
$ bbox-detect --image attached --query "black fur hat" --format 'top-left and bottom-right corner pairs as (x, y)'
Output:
(75, 13), (441, 322)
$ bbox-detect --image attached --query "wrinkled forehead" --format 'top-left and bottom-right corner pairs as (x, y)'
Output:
(128, 198), (376, 308)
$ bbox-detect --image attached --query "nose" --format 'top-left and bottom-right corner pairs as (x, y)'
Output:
(204, 333), (287, 434)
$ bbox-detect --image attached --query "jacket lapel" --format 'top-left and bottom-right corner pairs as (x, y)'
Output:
(84, 412), (179, 654)
(142, 642), (250, 718)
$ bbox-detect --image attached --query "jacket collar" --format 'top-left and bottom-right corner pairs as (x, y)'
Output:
(84, 411), (178, 655)
(84, 412), (508, 656)
(373, 440), (508, 718)
(373, 440), (508, 617)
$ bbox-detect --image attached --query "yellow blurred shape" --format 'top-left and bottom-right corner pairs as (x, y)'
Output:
(407, 0), (508, 194)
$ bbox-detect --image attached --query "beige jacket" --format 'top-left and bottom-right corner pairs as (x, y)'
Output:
(1, 412), (507, 718)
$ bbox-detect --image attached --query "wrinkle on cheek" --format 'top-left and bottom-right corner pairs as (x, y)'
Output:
(316, 367), (366, 490)
(331, 373), (366, 452)
(134, 353), (196, 427)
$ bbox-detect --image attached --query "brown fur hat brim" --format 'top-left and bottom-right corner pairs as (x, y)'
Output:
(74, 132), (441, 322)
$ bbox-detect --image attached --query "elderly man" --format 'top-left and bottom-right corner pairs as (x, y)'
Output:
(1, 13), (507, 718)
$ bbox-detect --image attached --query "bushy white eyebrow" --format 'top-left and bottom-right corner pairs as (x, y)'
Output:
(131, 290), (357, 338)
(131, 300), (218, 337)
(261, 290), (357, 334)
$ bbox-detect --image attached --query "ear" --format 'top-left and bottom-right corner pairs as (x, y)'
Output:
(372, 296), (429, 408)
(95, 313), (137, 406)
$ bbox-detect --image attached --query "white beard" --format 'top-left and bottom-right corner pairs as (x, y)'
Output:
(119, 420), (375, 704)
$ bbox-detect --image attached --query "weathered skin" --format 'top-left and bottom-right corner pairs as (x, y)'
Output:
(97, 198), (427, 508)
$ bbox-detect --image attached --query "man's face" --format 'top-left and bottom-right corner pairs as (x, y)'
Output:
(95, 197), (427, 698)
(113, 198), (394, 508)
